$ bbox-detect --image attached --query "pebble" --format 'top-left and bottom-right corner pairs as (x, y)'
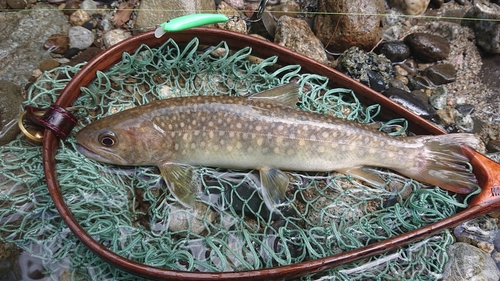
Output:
(463, 0), (500, 53)
(314, 0), (384, 52)
(429, 86), (448, 110)
(374, 41), (411, 62)
(408, 75), (433, 90)
(80, 0), (97, 15)
(398, 58), (418, 76)
(38, 59), (60, 72)
(389, 0), (431, 15)
(422, 63), (457, 85)
(271, 2), (301, 19)
(0, 81), (24, 146)
(336, 46), (394, 91)
(43, 33), (70, 54)
(68, 26), (94, 49)
(69, 9), (91, 26)
(102, 29), (131, 48)
(6, 0), (28, 9)
(382, 87), (437, 119)
(274, 16), (328, 64)
(404, 32), (451, 62)
(442, 243), (500, 281)
(62, 0), (81, 15)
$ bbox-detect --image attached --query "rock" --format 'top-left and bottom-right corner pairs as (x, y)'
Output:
(68, 26), (94, 49)
(388, 0), (431, 15)
(374, 41), (411, 62)
(80, 0), (97, 14)
(134, 0), (215, 33)
(486, 139), (500, 152)
(443, 243), (500, 281)
(408, 75), (434, 90)
(0, 81), (24, 146)
(463, 0), (500, 53)
(6, 0), (27, 9)
(43, 33), (70, 54)
(382, 87), (437, 119)
(274, 16), (328, 64)
(38, 59), (60, 72)
(313, 0), (384, 52)
(404, 33), (451, 62)
(67, 46), (102, 66)
(215, 1), (247, 34)
(422, 63), (457, 85)
(429, 86), (448, 110)
(69, 9), (91, 26)
(0, 3), (70, 85)
(102, 29), (131, 48)
(336, 46), (394, 91)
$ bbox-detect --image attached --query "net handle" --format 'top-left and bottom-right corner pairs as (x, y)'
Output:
(42, 28), (500, 280)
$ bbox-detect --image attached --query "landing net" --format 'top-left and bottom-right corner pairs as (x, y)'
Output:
(0, 38), (468, 280)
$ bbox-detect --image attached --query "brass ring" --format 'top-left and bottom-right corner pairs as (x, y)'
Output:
(18, 111), (45, 144)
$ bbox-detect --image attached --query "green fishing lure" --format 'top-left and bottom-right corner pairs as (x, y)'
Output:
(155, 14), (229, 38)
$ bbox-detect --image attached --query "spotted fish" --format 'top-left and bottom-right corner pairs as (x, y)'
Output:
(75, 83), (480, 210)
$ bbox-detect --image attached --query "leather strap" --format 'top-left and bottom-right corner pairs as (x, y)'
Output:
(25, 105), (77, 139)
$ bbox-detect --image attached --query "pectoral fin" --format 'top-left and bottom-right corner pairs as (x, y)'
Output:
(259, 168), (289, 211)
(337, 166), (386, 187)
(249, 83), (300, 107)
(158, 163), (199, 208)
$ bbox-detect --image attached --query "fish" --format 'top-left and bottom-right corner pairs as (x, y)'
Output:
(75, 83), (480, 211)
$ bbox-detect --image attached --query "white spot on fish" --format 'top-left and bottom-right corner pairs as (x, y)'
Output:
(236, 123), (242, 129)
(257, 138), (264, 146)
(299, 139), (306, 146)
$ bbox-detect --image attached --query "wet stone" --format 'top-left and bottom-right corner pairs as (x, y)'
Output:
(374, 41), (411, 62)
(429, 86), (448, 110)
(68, 26), (94, 49)
(336, 46), (394, 91)
(216, 1), (247, 34)
(44, 33), (70, 54)
(455, 103), (475, 116)
(408, 75), (433, 90)
(422, 63), (457, 85)
(442, 243), (500, 281)
(382, 87), (437, 119)
(404, 32), (451, 62)
(0, 80), (24, 146)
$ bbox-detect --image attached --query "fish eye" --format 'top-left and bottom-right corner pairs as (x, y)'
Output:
(98, 131), (117, 147)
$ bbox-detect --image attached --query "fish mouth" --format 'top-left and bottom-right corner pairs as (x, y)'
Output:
(76, 143), (115, 164)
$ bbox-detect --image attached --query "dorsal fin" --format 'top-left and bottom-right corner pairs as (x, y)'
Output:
(249, 83), (301, 107)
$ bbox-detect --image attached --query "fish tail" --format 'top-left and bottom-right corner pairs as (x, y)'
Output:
(400, 133), (481, 194)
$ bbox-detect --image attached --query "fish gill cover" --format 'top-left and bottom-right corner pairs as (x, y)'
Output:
(0, 38), (471, 280)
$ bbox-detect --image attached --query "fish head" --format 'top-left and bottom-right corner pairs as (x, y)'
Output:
(75, 112), (167, 166)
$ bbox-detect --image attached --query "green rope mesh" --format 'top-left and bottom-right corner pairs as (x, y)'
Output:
(0, 38), (468, 280)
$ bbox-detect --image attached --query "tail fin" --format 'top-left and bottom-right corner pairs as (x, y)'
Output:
(397, 133), (481, 194)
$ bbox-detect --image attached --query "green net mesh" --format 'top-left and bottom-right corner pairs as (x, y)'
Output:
(0, 38), (470, 280)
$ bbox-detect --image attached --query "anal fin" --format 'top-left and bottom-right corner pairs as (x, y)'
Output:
(259, 168), (289, 211)
(337, 166), (386, 187)
(158, 163), (199, 208)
